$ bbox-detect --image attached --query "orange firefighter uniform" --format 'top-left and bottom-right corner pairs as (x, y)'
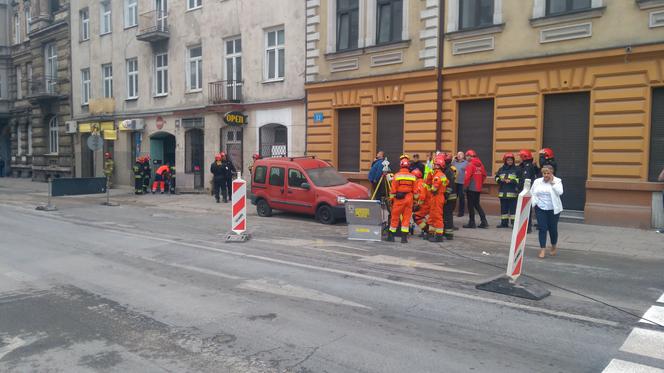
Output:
(428, 156), (449, 242)
(152, 164), (171, 193)
(412, 169), (431, 237)
(387, 159), (416, 243)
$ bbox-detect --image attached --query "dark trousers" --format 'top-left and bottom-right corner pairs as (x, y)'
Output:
(213, 179), (224, 201)
(466, 190), (487, 224)
(0, 165), (4, 177)
(456, 184), (465, 216)
(224, 178), (233, 201)
(443, 198), (456, 236)
(134, 177), (143, 194)
(534, 207), (560, 248)
(499, 198), (517, 226)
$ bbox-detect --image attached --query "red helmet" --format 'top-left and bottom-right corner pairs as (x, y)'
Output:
(219, 152), (226, 158)
(411, 169), (422, 179)
(399, 158), (410, 169)
(104, 152), (111, 159)
(215, 153), (222, 161)
(434, 155), (446, 168)
(539, 148), (554, 159)
(465, 149), (477, 158)
(502, 152), (515, 162)
(145, 155), (150, 161)
(252, 153), (261, 160)
(518, 149), (533, 161)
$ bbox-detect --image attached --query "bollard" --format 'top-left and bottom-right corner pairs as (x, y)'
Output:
(36, 178), (58, 211)
(101, 176), (119, 206)
(475, 179), (550, 300)
(225, 171), (250, 242)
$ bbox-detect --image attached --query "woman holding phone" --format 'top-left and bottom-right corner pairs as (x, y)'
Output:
(531, 165), (564, 259)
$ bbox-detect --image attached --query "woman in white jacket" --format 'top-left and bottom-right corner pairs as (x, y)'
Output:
(531, 165), (564, 259)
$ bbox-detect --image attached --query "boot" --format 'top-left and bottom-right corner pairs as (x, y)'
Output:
(429, 233), (443, 243)
(401, 234), (408, 244)
(421, 231), (430, 241)
(386, 231), (395, 242)
(497, 220), (509, 228)
(478, 219), (489, 229)
(463, 221), (476, 228)
(444, 234), (454, 241)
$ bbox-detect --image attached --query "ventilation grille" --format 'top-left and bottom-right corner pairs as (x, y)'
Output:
(452, 37), (494, 55)
(330, 58), (359, 72)
(540, 22), (592, 43)
(370, 51), (403, 67)
(650, 10), (664, 28)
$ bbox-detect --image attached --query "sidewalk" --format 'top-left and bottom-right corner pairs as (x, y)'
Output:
(1, 177), (663, 259)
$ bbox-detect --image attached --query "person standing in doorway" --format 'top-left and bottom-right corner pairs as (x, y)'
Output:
(0, 156), (5, 177)
(463, 150), (488, 229)
(452, 151), (468, 217)
(220, 153), (236, 202)
(531, 165), (564, 258)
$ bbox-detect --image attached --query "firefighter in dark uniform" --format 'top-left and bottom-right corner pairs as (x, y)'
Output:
(538, 148), (558, 176)
(132, 157), (144, 195)
(518, 149), (539, 233)
(168, 165), (176, 194)
(141, 155), (151, 194)
(442, 153), (457, 240)
(496, 152), (522, 228)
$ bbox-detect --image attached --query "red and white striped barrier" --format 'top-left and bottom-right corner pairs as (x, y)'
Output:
(226, 172), (249, 242)
(506, 179), (533, 280)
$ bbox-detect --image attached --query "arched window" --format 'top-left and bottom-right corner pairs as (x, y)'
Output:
(49, 116), (58, 154)
(259, 123), (287, 158)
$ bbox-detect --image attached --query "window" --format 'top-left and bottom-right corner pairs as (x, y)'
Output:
(225, 38), (242, 100)
(269, 167), (285, 186)
(460, 0), (494, 30)
(650, 88), (664, 182)
(187, 0), (202, 10)
(49, 0), (59, 13)
(253, 166), (267, 184)
(45, 44), (57, 93)
(377, 0), (402, 44)
(184, 126), (204, 173)
(265, 29), (285, 81)
(27, 123), (32, 155)
(288, 169), (307, 188)
(25, 4), (31, 37)
(546, 0), (591, 16)
(17, 125), (22, 155)
(102, 64), (113, 98)
(187, 46), (202, 91)
(337, 108), (360, 172)
(100, 1), (112, 34)
(81, 68), (90, 105)
(26, 63), (32, 95)
(80, 8), (89, 40)
(14, 13), (20, 44)
(126, 58), (138, 99)
(16, 66), (22, 100)
(124, 0), (137, 27)
(155, 53), (168, 96)
(336, 0), (358, 51)
(49, 116), (59, 154)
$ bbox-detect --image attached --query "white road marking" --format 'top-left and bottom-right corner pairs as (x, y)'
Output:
(603, 359), (664, 373)
(620, 328), (664, 361)
(0, 337), (27, 360)
(122, 253), (243, 280)
(110, 230), (620, 327)
(360, 255), (479, 276)
(657, 293), (664, 304)
(639, 305), (664, 326)
(238, 279), (371, 309)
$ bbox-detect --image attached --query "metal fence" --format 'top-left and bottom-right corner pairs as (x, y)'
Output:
(209, 80), (243, 104)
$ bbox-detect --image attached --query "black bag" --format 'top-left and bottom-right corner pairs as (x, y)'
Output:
(395, 192), (406, 200)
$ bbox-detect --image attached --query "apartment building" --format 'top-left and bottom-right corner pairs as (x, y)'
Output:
(69, 0), (306, 190)
(4, 0), (73, 181)
(441, 0), (664, 228)
(304, 0), (442, 181)
(0, 0), (10, 172)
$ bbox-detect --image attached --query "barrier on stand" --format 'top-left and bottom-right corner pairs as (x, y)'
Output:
(344, 199), (384, 242)
(225, 172), (250, 242)
(475, 179), (551, 300)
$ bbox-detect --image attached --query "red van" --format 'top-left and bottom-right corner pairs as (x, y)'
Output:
(250, 156), (369, 224)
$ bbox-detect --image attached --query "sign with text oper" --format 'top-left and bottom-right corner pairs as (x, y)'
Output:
(223, 111), (247, 127)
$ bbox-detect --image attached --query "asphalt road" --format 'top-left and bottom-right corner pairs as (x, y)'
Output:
(0, 187), (663, 372)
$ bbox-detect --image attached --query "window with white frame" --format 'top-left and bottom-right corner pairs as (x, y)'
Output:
(187, 0), (202, 11)
(14, 13), (20, 44)
(102, 64), (113, 98)
(155, 53), (168, 96)
(376, 0), (403, 44)
(100, 1), (112, 34)
(459, 0), (494, 30)
(265, 28), (285, 81)
(81, 68), (90, 105)
(25, 3), (31, 37)
(45, 43), (58, 93)
(80, 8), (89, 40)
(225, 37), (242, 100)
(49, 116), (59, 154)
(125, 0), (137, 28)
(17, 125), (23, 155)
(187, 46), (202, 91)
(126, 58), (138, 99)
(16, 66), (22, 100)
(546, 0), (591, 16)
(336, 0), (358, 51)
(27, 123), (32, 155)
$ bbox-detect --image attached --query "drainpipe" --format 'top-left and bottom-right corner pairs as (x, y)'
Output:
(435, 0), (445, 152)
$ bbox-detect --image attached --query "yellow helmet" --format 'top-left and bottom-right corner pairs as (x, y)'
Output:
(399, 153), (410, 160)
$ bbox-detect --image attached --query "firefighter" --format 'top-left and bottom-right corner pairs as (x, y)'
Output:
(168, 165), (176, 194)
(428, 155), (449, 242)
(248, 153), (262, 174)
(496, 153), (521, 228)
(132, 157), (144, 195)
(519, 149), (539, 233)
(141, 155), (151, 194)
(152, 163), (171, 194)
(442, 153), (457, 240)
(220, 153), (237, 202)
(387, 158), (416, 243)
(412, 168), (430, 239)
(463, 150), (489, 229)
(103, 152), (114, 188)
(538, 148), (558, 176)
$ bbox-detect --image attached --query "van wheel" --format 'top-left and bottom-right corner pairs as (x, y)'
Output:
(316, 205), (335, 225)
(256, 199), (272, 217)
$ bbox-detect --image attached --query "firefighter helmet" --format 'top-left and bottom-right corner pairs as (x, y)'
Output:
(252, 153), (261, 160)
(411, 169), (422, 179)
(399, 158), (410, 169)
(539, 148), (554, 159)
(104, 152), (112, 159)
(215, 153), (222, 161)
(502, 152), (515, 162)
(465, 149), (477, 158)
(518, 149), (533, 161)
(434, 155), (446, 168)
(399, 153), (410, 160)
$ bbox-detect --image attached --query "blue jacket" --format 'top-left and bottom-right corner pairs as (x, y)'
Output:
(368, 158), (384, 183)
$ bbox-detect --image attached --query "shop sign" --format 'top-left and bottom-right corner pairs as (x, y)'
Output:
(103, 129), (117, 140)
(100, 122), (115, 131)
(119, 119), (145, 131)
(223, 111), (248, 127)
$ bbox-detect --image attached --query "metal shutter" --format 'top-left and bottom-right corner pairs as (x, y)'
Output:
(649, 88), (664, 182)
(458, 99), (494, 172)
(543, 92), (590, 211)
(377, 105), (404, 172)
(337, 108), (361, 172)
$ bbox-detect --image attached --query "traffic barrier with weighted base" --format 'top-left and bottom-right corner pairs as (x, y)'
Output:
(225, 172), (250, 243)
(475, 179), (551, 301)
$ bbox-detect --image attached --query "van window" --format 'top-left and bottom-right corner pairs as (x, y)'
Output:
(269, 167), (285, 186)
(253, 166), (267, 184)
(288, 169), (307, 188)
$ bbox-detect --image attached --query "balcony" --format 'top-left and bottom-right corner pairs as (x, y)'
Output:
(137, 10), (169, 43)
(209, 80), (243, 104)
(28, 75), (60, 101)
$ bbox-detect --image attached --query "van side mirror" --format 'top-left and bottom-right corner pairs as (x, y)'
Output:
(301, 182), (310, 190)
